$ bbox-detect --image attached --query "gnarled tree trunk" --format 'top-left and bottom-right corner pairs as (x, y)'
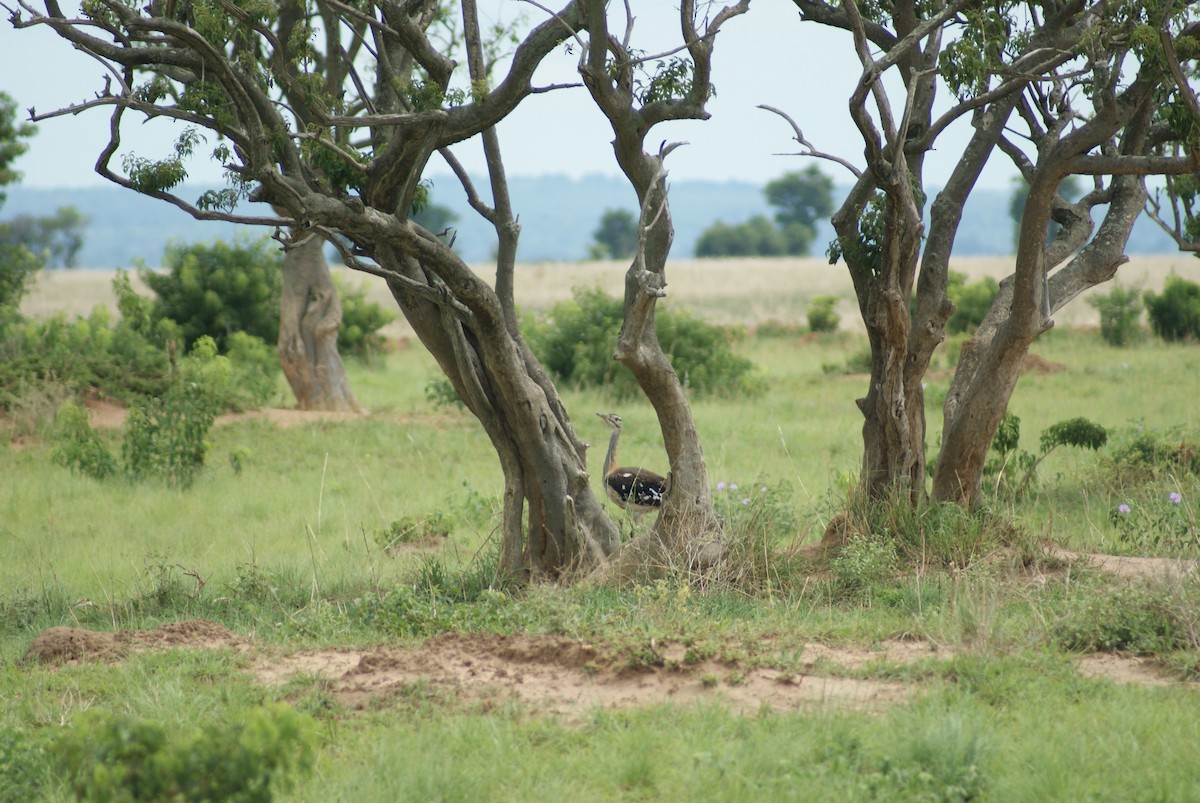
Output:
(379, 244), (620, 580)
(278, 231), (364, 414)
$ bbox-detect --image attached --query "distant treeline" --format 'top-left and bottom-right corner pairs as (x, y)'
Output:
(6, 175), (1178, 269)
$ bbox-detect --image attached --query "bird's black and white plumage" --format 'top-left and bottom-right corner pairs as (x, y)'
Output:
(596, 412), (668, 518)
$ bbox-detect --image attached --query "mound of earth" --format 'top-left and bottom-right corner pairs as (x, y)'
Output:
(24, 619), (243, 665)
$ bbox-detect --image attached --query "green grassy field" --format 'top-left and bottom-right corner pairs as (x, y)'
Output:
(4, 313), (1200, 800)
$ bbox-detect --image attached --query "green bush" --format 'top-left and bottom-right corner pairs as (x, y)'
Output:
(51, 339), (235, 487)
(51, 401), (119, 480)
(0, 306), (171, 406)
(694, 216), (785, 258)
(53, 704), (314, 803)
(1, 301), (277, 413)
(806, 295), (841, 333)
(946, 271), (999, 335)
(1088, 283), (1144, 346)
(1054, 582), (1200, 655)
(1145, 275), (1200, 342)
(0, 729), (47, 801)
(139, 238), (283, 352)
(334, 273), (395, 360)
(1105, 426), (1200, 482)
(524, 287), (761, 399)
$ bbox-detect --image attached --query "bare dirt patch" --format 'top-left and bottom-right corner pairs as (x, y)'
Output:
(1049, 546), (1198, 582)
(253, 632), (929, 716)
(1076, 653), (1182, 687)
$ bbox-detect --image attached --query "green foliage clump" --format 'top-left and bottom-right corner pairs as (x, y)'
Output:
(1145, 275), (1200, 342)
(0, 729), (48, 802)
(53, 704), (314, 803)
(1, 205), (89, 272)
(986, 412), (1108, 495)
(334, 274), (395, 360)
(587, 208), (639, 260)
(51, 339), (235, 488)
(1104, 426), (1200, 483)
(807, 295), (841, 333)
(1109, 489), (1198, 555)
(51, 401), (120, 480)
(0, 90), (36, 205)
(122, 384), (220, 489)
(694, 216), (784, 258)
(0, 233), (42, 314)
(124, 239), (392, 362)
(1054, 581), (1200, 655)
(524, 287), (761, 399)
(830, 534), (901, 598)
(424, 375), (465, 411)
(765, 166), (835, 255)
(376, 511), (453, 554)
(0, 305), (171, 405)
(139, 238), (283, 352)
(696, 168), (834, 258)
(946, 270), (998, 335)
(1088, 283), (1144, 346)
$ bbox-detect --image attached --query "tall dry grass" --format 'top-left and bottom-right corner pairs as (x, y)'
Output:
(20, 254), (1193, 338)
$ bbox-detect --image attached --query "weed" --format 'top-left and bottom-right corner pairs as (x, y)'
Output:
(830, 534), (901, 599)
(375, 512), (453, 554)
(1053, 579), (1200, 655)
(1109, 488), (1198, 554)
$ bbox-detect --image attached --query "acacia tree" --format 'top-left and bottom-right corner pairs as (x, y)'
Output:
(774, 0), (1200, 508)
(8, 0), (741, 579)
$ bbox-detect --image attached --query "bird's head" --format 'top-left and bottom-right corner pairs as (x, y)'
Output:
(596, 412), (623, 431)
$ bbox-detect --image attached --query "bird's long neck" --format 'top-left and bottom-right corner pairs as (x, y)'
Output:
(604, 428), (621, 476)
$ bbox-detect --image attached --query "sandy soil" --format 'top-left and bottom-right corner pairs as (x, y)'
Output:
(24, 560), (1197, 718)
(21, 254), (1195, 339)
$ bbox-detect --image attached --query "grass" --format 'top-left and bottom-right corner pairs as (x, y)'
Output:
(4, 317), (1200, 800)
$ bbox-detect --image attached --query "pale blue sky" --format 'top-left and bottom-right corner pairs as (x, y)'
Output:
(0, 2), (1017, 192)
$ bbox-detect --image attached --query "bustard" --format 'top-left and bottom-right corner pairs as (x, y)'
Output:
(596, 412), (668, 518)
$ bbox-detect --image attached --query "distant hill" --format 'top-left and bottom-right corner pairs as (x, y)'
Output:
(4, 175), (1178, 269)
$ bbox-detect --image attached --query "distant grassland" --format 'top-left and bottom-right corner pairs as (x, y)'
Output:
(21, 254), (1199, 337)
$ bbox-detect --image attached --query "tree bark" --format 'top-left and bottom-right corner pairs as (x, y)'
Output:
(575, 2), (747, 581)
(277, 231), (365, 414)
(379, 244), (620, 580)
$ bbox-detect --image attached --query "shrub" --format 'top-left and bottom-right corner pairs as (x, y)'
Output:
(1145, 275), (1200, 342)
(946, 271), (998, 335)
(1104, 426), (1200, 483)
(1054, 581), (1200, 655)
(53, 704), (314, 803)
(1088, 283), (1144, 346)
(333, 273), (395, 360)
(122, 381), (219, 488)
(694, 215), (785, 258)
(51, 401), (119, 480)
(424, 376), (465, 411)
(51, 339), (232, 487)
(807, 295), (841, 333)
(524, 287), (761, 399)
(0, 306), (170, 406)
(140, 238), (283, 352)
(0, 729), (47, 802)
